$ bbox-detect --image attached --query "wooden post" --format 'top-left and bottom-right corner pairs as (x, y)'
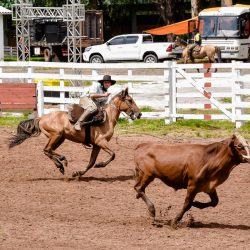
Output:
(168, 61), (177, 123)
(232, 61), (243, 128)
(0, 15), (3, 61)
(37, 80), (44, 117)
(60, 68), (65, 111)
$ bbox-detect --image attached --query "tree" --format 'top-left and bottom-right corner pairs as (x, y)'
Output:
(1, 0), (15, 9)
(191, 0), (200, 17)
(152, 0), (177, 25)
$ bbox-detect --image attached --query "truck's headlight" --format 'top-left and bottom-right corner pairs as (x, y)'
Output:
(84, 47), (92, 52)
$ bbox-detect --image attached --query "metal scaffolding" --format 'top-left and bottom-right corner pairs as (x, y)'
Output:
(63, 0), (85, 63)
(12, 0), (85, 62)
(12, 0), (31, 61)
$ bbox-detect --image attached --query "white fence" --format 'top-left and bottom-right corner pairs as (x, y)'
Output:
(4, 46), (17, 57)
(0, 61), (250, 127)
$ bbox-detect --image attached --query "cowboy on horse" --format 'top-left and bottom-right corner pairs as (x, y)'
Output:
(187, 30), (202, 60)
(74, 75), (116, 131)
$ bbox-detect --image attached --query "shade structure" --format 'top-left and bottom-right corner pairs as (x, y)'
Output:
(144, 17), (198, 35)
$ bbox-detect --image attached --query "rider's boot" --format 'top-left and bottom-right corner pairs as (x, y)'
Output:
(74, 109), (95, 131)
(187, 49), (192, 60)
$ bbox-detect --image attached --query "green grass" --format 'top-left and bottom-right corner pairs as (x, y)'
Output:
(4, 56), (45, 61)
(117, 118), (250, 139)
(1, 116), (249, 139)
(0, 115), (29, 127)
(140, 106), (154, 112)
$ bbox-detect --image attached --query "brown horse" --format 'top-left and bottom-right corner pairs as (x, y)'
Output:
(173, 36), (222, 64)
(9, 88), (141, 177)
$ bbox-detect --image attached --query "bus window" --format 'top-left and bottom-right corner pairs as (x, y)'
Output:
(199, 16), (216, 37)
(217, 16), (239, 37)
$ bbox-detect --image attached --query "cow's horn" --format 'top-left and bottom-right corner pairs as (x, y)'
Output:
(242, 154), (250, 159)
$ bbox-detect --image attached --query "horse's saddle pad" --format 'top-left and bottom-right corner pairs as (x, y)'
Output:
(68, 104), (106, 125)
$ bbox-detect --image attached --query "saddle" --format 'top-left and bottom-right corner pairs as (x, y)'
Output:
(193, 45), (201, 53)
(68, 104), (106, 126)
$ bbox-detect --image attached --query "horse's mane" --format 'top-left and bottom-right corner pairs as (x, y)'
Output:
(104, 89), (127, 108)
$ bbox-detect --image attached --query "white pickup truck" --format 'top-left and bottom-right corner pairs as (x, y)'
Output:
(82, 33), (173, 63)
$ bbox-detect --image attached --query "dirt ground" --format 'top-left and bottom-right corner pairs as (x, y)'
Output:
(0, 127), (249, 250)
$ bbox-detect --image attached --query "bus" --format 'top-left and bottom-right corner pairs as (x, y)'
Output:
(197, 4), (250, 61)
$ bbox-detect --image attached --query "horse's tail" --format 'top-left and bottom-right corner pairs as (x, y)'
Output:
(9, 118), (41, 148)
(216, 46), (222, 63)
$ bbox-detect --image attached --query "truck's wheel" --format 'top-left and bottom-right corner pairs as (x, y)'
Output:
(44, 49), (52, 62)
(246, 49), (250, 62)
(144, 54), (158, 63)
(90, 55), (104, 63)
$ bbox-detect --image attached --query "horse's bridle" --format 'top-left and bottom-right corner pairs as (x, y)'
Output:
(110, 97), (135, 118)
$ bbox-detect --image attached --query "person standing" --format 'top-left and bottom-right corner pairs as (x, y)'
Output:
(74, 75), (116, 131)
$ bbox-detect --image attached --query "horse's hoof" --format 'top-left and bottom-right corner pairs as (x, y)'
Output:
(63, 160), (68, 167)
(59, 168), (65, 175)
(72, 171), (79, 177)
(171, 220), (179, 229)
(94, 162), (105, 168)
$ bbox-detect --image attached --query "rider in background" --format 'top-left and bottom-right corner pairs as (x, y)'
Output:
(187, 30), (202, 60)
(74, 75), (116, 131)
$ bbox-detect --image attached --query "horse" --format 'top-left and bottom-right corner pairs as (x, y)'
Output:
(9, 87), (141, 177)
(134, 132), (250, 228)
(173, 36), (222, 64)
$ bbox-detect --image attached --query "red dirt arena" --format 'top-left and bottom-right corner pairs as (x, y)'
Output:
(0, 127), (249, 249)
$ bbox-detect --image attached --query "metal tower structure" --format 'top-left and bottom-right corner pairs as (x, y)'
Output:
(12, 0), (85, 62)
(12, 0), (31, 61)
(63, 0), (85, 63)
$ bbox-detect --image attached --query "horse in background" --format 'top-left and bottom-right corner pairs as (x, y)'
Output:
(9, 88), (141, 178)
(173, 36), (222, 64)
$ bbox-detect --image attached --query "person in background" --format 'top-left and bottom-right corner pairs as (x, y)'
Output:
(74, 75), (116, 131)
(187, 30), (202, 60)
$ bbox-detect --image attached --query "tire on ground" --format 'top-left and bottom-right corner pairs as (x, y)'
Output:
(44, 49), (52, 62)
(144, 54), (158, 63)
(90, 55), (104, 63)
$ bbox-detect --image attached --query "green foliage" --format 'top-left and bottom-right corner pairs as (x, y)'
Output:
(1, 0), (14, 9)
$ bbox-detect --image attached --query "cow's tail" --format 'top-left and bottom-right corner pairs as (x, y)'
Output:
(216, 46), (222, 63)
(9, 118), (41, 148)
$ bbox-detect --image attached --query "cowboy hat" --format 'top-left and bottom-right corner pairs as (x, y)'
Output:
(98, 75), (116, 85)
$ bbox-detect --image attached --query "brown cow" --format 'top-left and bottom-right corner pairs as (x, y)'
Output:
(134, 133), (250, 228)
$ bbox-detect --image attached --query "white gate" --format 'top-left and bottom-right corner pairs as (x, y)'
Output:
(168, 62), (250, 128)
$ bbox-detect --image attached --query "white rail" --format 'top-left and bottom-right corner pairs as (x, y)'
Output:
(0, 61), (250, 127)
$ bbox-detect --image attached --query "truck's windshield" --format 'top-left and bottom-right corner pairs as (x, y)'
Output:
(199, 16), (240, 38)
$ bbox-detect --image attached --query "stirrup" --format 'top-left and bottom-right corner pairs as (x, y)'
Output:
(74, 122), (81, 131)
(83, 143), (93, 149)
